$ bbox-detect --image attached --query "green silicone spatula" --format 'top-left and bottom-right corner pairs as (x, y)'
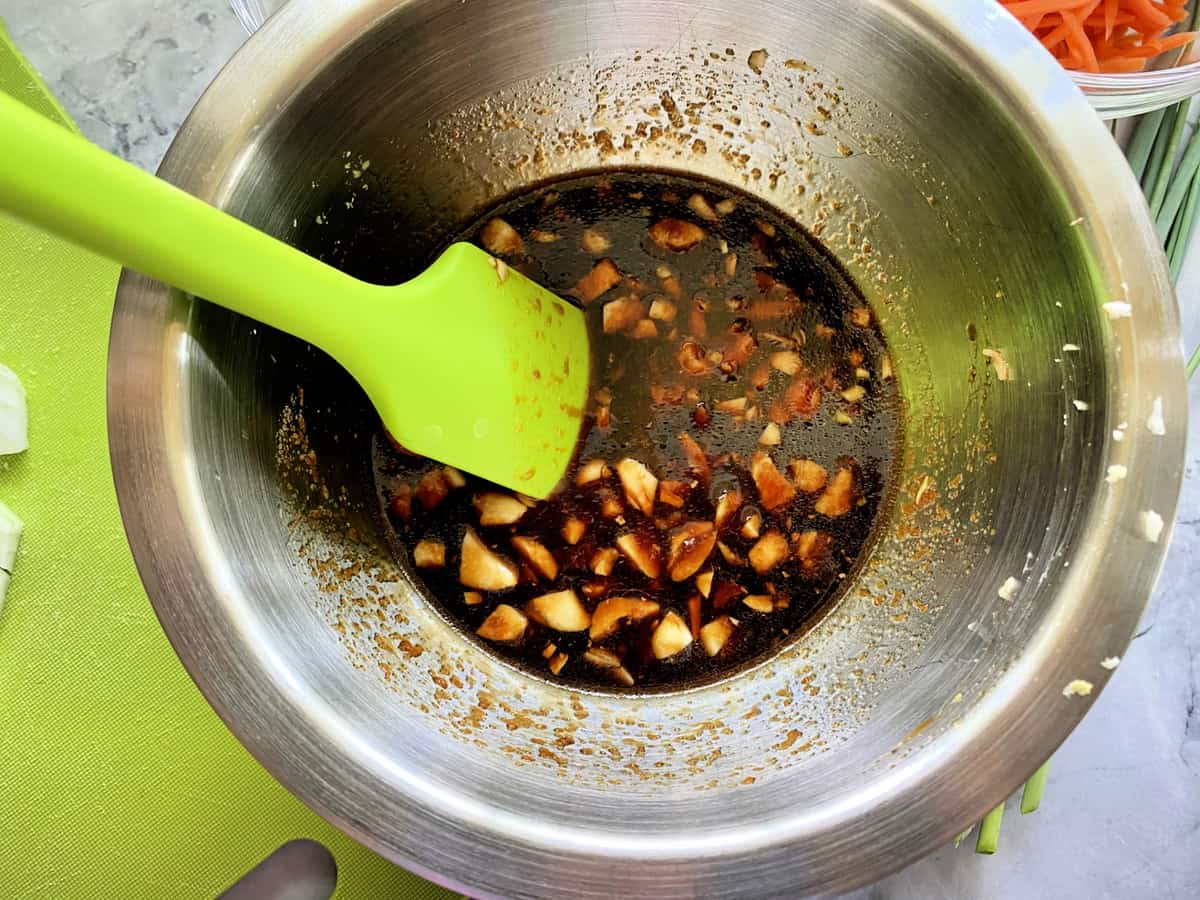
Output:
(0, 89), (589, 498)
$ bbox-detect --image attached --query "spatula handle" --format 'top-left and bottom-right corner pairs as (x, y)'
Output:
(0, 90), (367, 353)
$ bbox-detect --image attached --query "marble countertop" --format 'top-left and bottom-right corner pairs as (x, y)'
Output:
(2, 1), (1197, 897)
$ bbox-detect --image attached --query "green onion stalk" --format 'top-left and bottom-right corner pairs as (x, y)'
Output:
(1128, 3), (1200, 374)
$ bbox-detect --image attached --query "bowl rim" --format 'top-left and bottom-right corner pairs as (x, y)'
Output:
(108, 0), (1187, 895)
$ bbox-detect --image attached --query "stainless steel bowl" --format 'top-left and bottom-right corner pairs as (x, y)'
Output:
(108, 1), (1186, 896)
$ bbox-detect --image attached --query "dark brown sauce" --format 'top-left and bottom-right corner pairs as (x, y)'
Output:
(374, 170), (901, 691)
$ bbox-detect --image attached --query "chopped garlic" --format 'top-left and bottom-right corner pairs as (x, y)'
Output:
(0, 499), (22, 613)
(1138, 510), (1164, 543)
(1105, 465), (1127, 483)
(1100, 656), (1120, 670)
(1146, 396), (1165, 436)
(1072, 399), (1090, 411)
(998, 576), (1021, 601)
(914, 475), (931, 507)
(0, 364), (28, 455)
(981, 348), (1012, 381)
(1062, 679), (1093, 698)
(1102, 301), (1132, 320)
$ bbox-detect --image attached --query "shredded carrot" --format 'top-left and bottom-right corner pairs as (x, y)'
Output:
(1100, 56), (1152, 68)
(1041, 21), (1074, 48)
(1154, 27), (1200, 47)
(1104, 0), (1120, 37)
(1006, 0), (1094, 16)
(1000, 0), (1195, 73)
(1065, 1), (1105, 70)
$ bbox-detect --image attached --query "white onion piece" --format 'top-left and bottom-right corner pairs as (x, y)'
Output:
(0, 499), (22, 613)
(0, 363), (27, 455)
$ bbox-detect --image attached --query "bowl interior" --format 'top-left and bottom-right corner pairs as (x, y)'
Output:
(111, 0), (1182, 895)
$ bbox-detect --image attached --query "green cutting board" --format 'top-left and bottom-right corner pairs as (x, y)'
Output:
(0, 22), (452, 900)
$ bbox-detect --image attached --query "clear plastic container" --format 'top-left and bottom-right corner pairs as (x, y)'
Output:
(1072, 49), (1200, 120)
(228, 0), (282, 33)
(228, 0), (1200, 119)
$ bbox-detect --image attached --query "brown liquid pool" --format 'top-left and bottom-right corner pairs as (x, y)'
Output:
(374, 170), (901, 691)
